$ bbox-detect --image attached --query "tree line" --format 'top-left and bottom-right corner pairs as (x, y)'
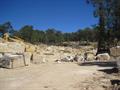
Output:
(0, 22), (99, 44)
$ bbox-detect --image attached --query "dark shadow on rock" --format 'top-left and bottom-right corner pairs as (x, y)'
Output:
(79, 61), (117, 67)
(98, 67), (118, 74)
(108, 80), (120, 90)
(111, 79), (120, 85)
(0, 65), (10, 69)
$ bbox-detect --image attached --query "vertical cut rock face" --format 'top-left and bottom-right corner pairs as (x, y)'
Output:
(32, 53), (46, 64)
(23, 52), (32, 65)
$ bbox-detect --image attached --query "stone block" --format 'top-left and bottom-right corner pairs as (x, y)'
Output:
(23, 52), (32, 66)
(32, 53), (45, 64)
(96, 53), (110, 61)
(0, 54), (25, 69)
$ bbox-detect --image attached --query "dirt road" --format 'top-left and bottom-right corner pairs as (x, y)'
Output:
(0, 62), (111, 90)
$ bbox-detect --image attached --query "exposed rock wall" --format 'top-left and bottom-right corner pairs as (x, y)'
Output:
(0, 42), (25, 53)
(0, 41), (98, 68)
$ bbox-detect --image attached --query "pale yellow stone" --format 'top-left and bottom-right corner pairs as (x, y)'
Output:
(110, 46), (120, 56)
(87, 53), (95, 61)
(0, 42), (25, 53)
(25, 45), (36, 52)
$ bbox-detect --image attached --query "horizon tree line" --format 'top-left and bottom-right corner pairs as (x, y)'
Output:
(0, 22), (99, 45)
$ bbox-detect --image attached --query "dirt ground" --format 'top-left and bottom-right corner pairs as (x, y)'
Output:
(0, 62), (117, 90)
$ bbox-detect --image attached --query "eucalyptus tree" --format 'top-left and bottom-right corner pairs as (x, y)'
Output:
(87, 0), (112, 54)
(112, 0), (120, 41)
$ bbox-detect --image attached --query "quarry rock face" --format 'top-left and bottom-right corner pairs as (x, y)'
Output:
(0, 41), (107, 68)
(0, 42), (25, 53)
(0, 42), (26, 68)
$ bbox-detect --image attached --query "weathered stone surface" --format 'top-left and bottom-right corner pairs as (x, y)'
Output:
(0, 54), (25, 69)
(0, 37), (4, 43)
(74, 54), (84, 62)
(61, 56), (74, 62)
(96, 53), (110, 61)
(32, 53), (45, 63)
(116, 57), (120, 73)
(23, 52), (32, 66)
(10, 56), (25, 68)
(0, 41), (97, 65)
(110, 46), (120, 57)
(25, 45), (36, 52)
(0, 56), (12, 68)
(0, 42), (25, 53)
(0, 53), (3, 58)
(87, 53), (95, 61)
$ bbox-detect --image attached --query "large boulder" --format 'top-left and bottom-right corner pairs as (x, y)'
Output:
(96, 53), (110, 61)
(87, 53), (95, 61)
(0, 54), (25, 69)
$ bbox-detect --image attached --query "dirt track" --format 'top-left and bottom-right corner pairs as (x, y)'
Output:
(0, 62), (112, 90)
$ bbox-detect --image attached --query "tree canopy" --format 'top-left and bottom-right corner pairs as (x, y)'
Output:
(87, 0), (120, 54)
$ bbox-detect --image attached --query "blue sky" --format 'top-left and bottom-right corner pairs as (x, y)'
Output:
(0, 0), (98, 32)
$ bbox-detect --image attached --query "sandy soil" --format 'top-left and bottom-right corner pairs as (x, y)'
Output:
(0, 62), (113, 90)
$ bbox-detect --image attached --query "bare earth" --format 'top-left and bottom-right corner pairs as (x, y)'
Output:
(0, 62), (112, 90)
